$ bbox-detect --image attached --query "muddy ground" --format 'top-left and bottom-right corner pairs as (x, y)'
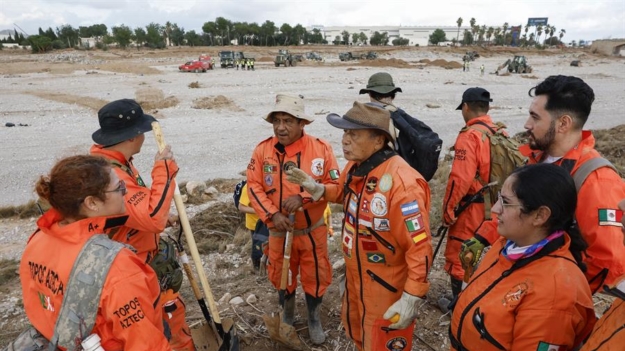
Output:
(0, 45), (624, 350)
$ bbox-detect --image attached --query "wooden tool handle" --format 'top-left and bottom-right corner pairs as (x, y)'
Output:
(151, 122), (222, 324)
(463, 252), (475, 283)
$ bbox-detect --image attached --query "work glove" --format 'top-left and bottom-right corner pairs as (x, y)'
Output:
(285, 168), (325, 201)
(459, 235), (488, 269)
(382, 292), (423, 329)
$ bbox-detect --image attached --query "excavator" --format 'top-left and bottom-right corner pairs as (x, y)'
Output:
(495, 55), (533, 75)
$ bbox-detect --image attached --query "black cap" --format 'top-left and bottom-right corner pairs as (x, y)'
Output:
(456, 87), (493, 110)
(92, 99), (156, 146)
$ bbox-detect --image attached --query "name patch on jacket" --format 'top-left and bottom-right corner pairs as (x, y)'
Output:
(113, 297), (147, 329)
(28, 262), (64, 295)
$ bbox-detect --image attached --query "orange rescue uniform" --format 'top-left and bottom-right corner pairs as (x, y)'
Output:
(450, 236), (595, 351)
(324, 150), (433, 351)
(20, 209), (171, 351)
(90, 145), (193, 351)
(246, 133), (339, 297)
(442, 115), (496, 281)
(580, 276), (625, 350)
(476, 131), (625, 293)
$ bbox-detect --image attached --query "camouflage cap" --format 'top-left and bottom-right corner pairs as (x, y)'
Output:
(359, 72), (403, 95)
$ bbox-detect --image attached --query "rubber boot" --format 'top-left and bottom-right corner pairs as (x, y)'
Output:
(305, 293), (325, 344)
(438, 277), (463, 314)
(279, 291), (296, 325)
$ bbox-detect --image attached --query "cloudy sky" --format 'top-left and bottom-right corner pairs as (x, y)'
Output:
(1, 0), (623, 42)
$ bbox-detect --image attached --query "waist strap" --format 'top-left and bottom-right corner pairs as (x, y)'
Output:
(270, 217), (325, 237)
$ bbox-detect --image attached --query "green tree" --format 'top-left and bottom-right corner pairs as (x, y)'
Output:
(462, 29), (474, 45)
(370, 31), (389, 45)
(260, 20), (276, 46)
(559, 29), (566, 43)
(202, 21), (217, 45)
(90, 24), (108, 42)
(308, 28), (323, 44)
(341, 30), (350, 45)
(392, 37), (409, 46)
(486, 27), (494, 45)
(184, 30), (202, 46)
(292, 24), (306, 45)
(502, 22), (509, 45)
(164, 21), (172, 46)
(28, 35), (53, 53)
(170, 24), (185, 46)
(112, 25), (133, 48)
(134, 27), (147, 49)
(358, 32), (368, 45)
(280, 23), (293, 45)
(215, 17), (232, 45)
(456, 17), (463, 46)
(145, 22), (165, 48)
(428, 28), (447, 45)
(351, 32), (359, 45)
(56, 24), (79, 47)
(332, 35), (341, 45)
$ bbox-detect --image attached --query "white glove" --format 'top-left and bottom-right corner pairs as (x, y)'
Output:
(382, 292), (422, 329)
(285, 167), (325, 201)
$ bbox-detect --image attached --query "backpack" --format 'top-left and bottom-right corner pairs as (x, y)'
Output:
(4, 234), (124, 351)
(233, 179), (247, 210)
(384, 105), (443, 181)
(465, 121), (526, 220)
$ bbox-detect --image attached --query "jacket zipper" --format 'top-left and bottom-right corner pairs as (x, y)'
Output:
(365, 269), (398, 293)
(472, 307), (506, 350)
(366, 227), (396, 254)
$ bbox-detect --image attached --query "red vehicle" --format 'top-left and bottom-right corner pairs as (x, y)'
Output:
(178, 60), (211, 73)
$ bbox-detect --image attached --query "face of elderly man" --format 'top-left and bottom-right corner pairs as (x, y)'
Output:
(271, 112), (306, 146)
(341, 129), (385, 164)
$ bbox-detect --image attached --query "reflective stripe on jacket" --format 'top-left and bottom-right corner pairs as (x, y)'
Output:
(20, 209), (170, 351)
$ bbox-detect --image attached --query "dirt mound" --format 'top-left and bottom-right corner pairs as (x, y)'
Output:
(188, 81), (201, 88)
(594, 124), (625, 176)
(428, 59), (463, 69)
(135, 87), (179, 111)
(354, 58), (414, 68)
(26, 91), (108, 111)
(192, 95), (245, 111)
(256, 56), (274, 62)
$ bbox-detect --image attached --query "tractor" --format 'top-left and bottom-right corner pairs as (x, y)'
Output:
(495, 55), (533, 74)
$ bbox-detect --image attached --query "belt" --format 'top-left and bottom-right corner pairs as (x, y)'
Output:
(269, 217), (325, 237)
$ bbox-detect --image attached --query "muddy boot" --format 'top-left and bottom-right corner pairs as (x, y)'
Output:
(279, 291), (296, 325)
(305, 293), (325, 344)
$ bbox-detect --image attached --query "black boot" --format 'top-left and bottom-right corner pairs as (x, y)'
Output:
(279, 291), (296, 325)
(450, 277), (463, 299)
(305, 293), (325, 344)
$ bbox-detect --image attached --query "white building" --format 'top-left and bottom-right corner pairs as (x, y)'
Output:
(309, 25), (468, 46)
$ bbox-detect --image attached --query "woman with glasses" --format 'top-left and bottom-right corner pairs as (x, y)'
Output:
(449, 163), (595, 351)
(19, 155), (172, 350)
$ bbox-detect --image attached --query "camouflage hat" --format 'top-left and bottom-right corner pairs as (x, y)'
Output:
(264, 93), (313, 124)
(326, 102), (392, 141)
(359, 72), (403, 95)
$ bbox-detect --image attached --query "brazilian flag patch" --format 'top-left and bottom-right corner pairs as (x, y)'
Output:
(366, 253), (386, 264)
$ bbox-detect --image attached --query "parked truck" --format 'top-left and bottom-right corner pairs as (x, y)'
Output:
(274, 49), (294, 67)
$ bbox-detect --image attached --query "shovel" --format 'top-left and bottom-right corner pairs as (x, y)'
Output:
(262, 214), (302, 350)
(152, 122), (239, 351)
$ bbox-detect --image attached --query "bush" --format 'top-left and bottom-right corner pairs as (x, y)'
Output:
(51, 39), (66, 49)
(28, 35), (52, 53)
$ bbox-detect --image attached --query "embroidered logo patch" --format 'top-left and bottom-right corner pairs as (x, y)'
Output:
(502, 281), (530, 308)
(400, 201), (420, 216)
(362, 240), (378, 251)
(598, 208), (623, 227)
(359, 214), (372, 227)
(374, 218), (391, 231)
(263, 163), (278, 173)
(264, 174), (273, 186)
(386, 337), (407, 350)
(329, 169), (340, 180)
(379, 174), (393, 192)
(283, 161), (297, 172)
(311, 158), (324, 176)
(37, 291), (55, 312)
(536, 341), (563, 351)
(371, 193), (388, 216)
(367, 253), (386, 264)
(366, 177), (378, 193)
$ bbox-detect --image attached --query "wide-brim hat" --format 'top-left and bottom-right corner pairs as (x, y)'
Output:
(327, 102), (392, 141)
(264, 93), (313, 124)
(92, 99), (157, 146)
(359, 72), (403, 95)
(456, 87), (493, 110)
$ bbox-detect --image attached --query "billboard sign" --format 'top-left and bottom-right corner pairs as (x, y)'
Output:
(527, 18), (549, 26)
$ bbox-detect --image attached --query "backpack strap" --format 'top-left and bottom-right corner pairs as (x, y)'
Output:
(463, 121), (499, 219)
(572, 157), (616, 192)
(48, 234), (125, 351)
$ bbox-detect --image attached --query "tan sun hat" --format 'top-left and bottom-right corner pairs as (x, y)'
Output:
(264, 93), (314, 124)
(326, 101), (392, 141)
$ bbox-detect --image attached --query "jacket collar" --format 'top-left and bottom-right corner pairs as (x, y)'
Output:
(90, 144), (132, 165)
(519, 130), (596, 174)
(35, 208), (128, 244)
(466, 115), (494, 127)
(272, 132), (308, 157)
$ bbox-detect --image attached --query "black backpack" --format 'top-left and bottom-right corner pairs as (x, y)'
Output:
(386, 106), (443, 181)
(233, 179), (247, 209)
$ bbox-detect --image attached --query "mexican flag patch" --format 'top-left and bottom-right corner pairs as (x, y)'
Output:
(598, 209), (623, 227)
(329, 169), (340, 180)
(536, 341), (563, 351)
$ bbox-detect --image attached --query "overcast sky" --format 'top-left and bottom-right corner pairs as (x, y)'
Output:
(1, 0), (624, 42)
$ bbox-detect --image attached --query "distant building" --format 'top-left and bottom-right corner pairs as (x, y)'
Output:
(308, 25), (468, 46)
(590, 39), (625, 56)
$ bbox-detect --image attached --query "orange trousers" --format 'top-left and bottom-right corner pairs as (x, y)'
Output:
(267, 225), (332, 297)
(162, 290), (195, 351)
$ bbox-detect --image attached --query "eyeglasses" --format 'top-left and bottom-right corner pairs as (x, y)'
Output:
(497, 191), (522, 209)
(105, 180), (127, 196)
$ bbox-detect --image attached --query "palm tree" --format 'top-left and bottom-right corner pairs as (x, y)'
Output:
(456, 17), (463, 46)
(487, 27), (494, 45)
(536, 24), (543, 46)
(502, 22), (509, 45)
(494, 27), (501, 45)
(529, 32), (536, 45)
(559, 29), (566, 43)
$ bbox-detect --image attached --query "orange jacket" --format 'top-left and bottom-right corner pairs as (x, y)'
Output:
(91, 145), (178, 263)
(20, 209), (170, 351)
(450, 236), (595, 351)
(476, 131), (625, 292)
(324, 150), (432, 349)
(246, 133), (339, 229)
(580, 276), (625, 350)
(443, 116), (496, 280)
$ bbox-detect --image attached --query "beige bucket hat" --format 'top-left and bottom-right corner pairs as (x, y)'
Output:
(264, 93), (314, 124)
(326, 102), (392, 141)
